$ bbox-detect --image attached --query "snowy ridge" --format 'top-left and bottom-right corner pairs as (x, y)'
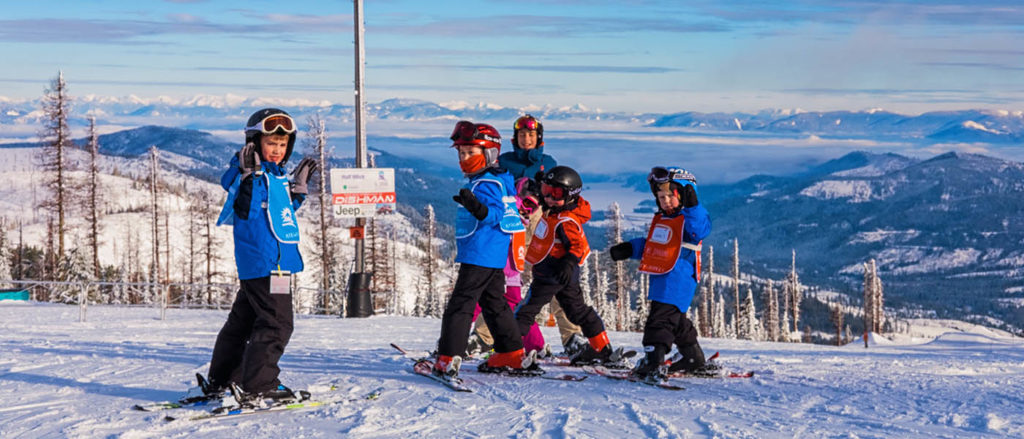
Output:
(1, 303), (1022, 438)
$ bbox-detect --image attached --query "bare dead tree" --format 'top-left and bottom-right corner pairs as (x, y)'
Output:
(38, 71), (74, 263)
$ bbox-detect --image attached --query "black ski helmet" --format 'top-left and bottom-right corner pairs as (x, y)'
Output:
(512, 114), (544, 149)
(647, 166), (697, 207)
(540, 165), (583, 203)
(245, 108), (297, 166)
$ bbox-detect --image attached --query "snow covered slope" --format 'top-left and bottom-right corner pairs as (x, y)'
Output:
(1, 302), (1021, 438)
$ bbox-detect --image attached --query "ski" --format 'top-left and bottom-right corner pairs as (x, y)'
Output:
(133, 373), (230, 412)
(664, 352), (754, 379)
(391, 343), (473, 392)
(163, 386), (383, 422)
(133, 394), (228, 412)
(581, 365), (685, 391)
(539, 349), (637, 369)
(667, 370), (754, 379)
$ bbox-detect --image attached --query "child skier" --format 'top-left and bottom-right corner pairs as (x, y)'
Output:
(434, 120), (540, 381)
(197, 108), (319, 405)
(468, 114), (587, 358)
(608, 166), (714, 381)
(515, 166), (623, 367)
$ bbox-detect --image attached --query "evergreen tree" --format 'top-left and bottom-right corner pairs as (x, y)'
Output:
(701, 245), (714, 337)
(731, 238), (740, 337)
(148, 146), (161, 285)
(830, 302), (845, 346)
(606, 202), (629, 330)
(872, 259), (885, 333)
(580, 253), (593, 307)
(419, 204), (439, 318)
(739, 287), (759, 340)
(0, 218), (11, 288)
(764, 279), (779, 342)
(787, 249), (802, 341)
(85, 117), (103, 278)
(633, 273), (649, 331)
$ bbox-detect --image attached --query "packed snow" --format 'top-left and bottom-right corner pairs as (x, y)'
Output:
(2, 302), (1022, 438)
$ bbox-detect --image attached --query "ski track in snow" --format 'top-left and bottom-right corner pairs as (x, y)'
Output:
(2, 302), (1024, 438)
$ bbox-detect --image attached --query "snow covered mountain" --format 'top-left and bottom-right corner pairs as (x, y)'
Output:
(2, 95), (1022, 145)
(701, 151), (1024, 333)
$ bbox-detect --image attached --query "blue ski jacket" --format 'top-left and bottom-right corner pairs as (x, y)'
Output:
(628, 203), (711, 313)
(497, 145), (557, 180)
(220, 157), (305, 280)
(454, 169), (517, 269)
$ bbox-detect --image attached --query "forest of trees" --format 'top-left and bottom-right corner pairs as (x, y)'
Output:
(2, 72), (893, 344)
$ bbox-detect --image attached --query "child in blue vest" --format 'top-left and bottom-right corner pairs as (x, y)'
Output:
(609, 166), (714, 381)
(433, 120), (540, 381)
(198, 108), (319, 406)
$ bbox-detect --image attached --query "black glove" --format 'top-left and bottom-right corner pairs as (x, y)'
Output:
(237, 142), (261, 180)
(556, 257), (577, 284)
(453, 188), (488, 221)
(290, 157), (319, 195)
(609, 242), (633, 261)
(680, 184), (698, 208)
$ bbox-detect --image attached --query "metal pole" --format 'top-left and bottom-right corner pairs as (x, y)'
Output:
(353, 0), (367, 272)
(346, 0), (373, 317)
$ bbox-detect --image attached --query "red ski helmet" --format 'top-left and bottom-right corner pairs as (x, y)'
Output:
(450, 120), (501, 168)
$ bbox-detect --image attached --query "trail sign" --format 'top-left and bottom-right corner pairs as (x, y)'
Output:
(330, 168), (396, 218)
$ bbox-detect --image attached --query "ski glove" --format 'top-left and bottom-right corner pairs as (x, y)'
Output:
(453, 188), (488, 221)
(238, 142), (261, 180)
(609, 242), (633, 261)
(680, 183), (699, 208)
(290, 157), (320, 195)
(555, 257), (577, 285)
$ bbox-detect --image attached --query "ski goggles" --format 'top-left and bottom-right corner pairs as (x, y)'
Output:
(450, 120), (478, 145)
(245, 114), (296, 135)
(520, 195), (540, 214)
(514, 115), (539, 131)
(648, 166), (696, 184)
(541, 183), (567, 200)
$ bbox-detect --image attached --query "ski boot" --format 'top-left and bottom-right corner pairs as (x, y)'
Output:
(633, 345), (669, 384)
(668, 343), (720, 377)
(561, 333), (589, 358)
(230, 383), (309, 409)
(433, 354), (462, 379)
(478, 348), (543, 376)
(465, 333), (493, 358)
(569, 332), (632, 369)
(182, 373), (228, 403)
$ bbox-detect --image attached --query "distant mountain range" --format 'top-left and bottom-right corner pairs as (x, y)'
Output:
(2, 96), (1022, 144)
(700, 151), (1024, 332)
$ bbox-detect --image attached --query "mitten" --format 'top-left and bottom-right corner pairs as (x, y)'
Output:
(453, 188), (488, 221)
(609, 242), (633, 261)
(290, 157), (319, 195)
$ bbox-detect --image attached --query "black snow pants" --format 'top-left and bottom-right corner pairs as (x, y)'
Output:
(515, 257), (606, 339)
(641, 300), (699, 352)
(208, 276), (294, 393)
(438, 263), (524, 357)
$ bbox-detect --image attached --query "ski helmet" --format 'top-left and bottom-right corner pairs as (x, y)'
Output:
(647, 166), (697, 203)
(450, 120), (502, 171)
(245, 108), (297, 166)
(540, 165), (583, 204)
(512, 114), (544, 149)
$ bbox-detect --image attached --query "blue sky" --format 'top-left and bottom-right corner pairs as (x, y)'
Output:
(2, 0), (1023, 113)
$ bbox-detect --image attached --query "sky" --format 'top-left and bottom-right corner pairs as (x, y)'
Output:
(2, 0), (1023, 114)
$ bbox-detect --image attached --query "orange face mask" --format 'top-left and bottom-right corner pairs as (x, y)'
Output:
(460, 154), (487, 174)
